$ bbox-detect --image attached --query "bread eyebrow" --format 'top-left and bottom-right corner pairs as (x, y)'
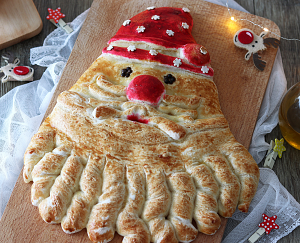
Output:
(96, 75), (126, 96)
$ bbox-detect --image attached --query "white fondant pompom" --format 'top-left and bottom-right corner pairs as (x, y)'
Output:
(147, 6), (155, 10)
(182, 7), (190, 12)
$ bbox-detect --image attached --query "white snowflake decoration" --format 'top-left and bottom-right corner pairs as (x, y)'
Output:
(107, 45), (113, 51)
(166, 29), (174, 36)
(149, 50), (158, 56)
(136, 26), (146, 33)
(182, 7), (190, 12)
(151, 15), (160, 20)
(182, 22), (189, 29)
(127, 45), (136, 52)
(147, 6), (155, 10)
(123, 20), (131, 26)
(201, 66), (209, 74)
(173, 58), (182, 67)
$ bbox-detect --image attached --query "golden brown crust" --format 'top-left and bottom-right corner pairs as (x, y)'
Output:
(23, 39), (259, 243)
(38, 153), (83, 223)
(23, 121), (56, 183)
(116, 165), (150, 242)
(61, 155), (105, 233)
(167, 172), (198, 242)
(87, 156), (125, 242)
(190, 164), (221, 235)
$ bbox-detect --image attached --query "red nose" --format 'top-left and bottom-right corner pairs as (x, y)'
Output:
(238, 30), (254, 44)
(126, 75), (165, 106)
(13, 66), (30, 75)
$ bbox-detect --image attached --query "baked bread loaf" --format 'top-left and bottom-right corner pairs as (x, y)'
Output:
(23, 6), (259, 243)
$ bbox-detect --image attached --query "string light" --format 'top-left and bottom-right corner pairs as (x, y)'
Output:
(226, 1), (300, 42)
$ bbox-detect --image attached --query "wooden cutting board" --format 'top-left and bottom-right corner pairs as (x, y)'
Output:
(0, 0), (280, 242)
(0, 0), (42, 50)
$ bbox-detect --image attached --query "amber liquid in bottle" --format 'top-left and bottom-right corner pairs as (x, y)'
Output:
(279, 96), (300, 150)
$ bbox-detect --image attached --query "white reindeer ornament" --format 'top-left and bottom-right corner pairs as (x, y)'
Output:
(0, 53), (34, 83)
(233, 28), (280, 71)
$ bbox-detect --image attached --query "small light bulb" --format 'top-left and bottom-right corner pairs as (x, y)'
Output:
(231, 16), (235, 21)
(263, 27), (269, 32)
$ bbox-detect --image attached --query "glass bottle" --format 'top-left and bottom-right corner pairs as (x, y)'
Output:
(279, 82), (300, 150)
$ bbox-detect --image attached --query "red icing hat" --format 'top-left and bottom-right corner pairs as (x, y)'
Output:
(103, 7), (213, 76)
(109, 7), (195, 48)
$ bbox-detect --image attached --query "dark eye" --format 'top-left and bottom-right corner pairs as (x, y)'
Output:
(121, 67), (132, 77)
(164, 74), (176, 84)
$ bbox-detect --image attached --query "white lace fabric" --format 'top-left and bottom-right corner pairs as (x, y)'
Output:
(0, 9), (89, 218)
(223, 168), (300, 243)
(0, 2), (299, 243)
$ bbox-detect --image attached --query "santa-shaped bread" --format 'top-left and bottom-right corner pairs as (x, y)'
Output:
(23, 7), (259, 243)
